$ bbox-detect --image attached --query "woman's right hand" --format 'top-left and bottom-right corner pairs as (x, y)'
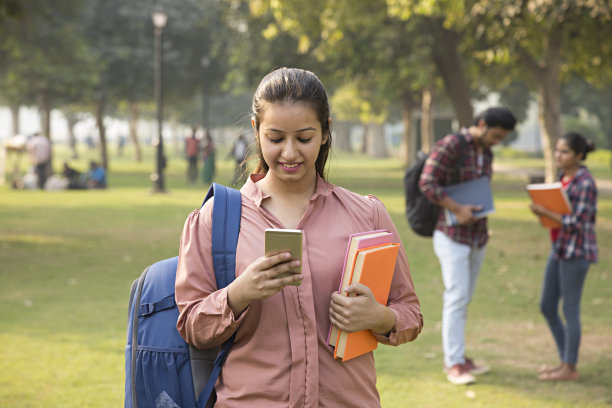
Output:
(227, 252), (302, 316)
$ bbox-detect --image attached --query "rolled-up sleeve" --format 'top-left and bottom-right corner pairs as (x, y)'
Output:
(175, 201), (249, 350)
(366, 195), (423, 345)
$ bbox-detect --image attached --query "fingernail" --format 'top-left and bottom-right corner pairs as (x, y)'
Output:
(283, 253), (291, 259)
(292, 260), (301, 267)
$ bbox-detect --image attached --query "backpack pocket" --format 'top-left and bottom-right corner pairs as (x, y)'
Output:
(136, 347), (196, 408)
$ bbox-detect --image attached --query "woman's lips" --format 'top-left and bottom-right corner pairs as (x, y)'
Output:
(280, 162), (301, 172)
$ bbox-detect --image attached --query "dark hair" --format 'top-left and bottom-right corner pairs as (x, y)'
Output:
(473, 107), (517, 130)
(251, 67), (332, 179)
(561, 131), (595, 161)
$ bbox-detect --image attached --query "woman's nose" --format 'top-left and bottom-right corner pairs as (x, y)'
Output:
(282, 139), (298, 159)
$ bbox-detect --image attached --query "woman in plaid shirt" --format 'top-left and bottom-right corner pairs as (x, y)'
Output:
(530, 132), (598, 382)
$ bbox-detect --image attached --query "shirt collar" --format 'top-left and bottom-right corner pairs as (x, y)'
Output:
(459, 127), (474, 143)
(240, 173), (334, 208)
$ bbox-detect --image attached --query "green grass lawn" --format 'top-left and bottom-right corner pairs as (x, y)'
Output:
(1, 145), (611, 407)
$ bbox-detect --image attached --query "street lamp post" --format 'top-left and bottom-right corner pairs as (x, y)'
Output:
(152, 10), (167, 192)
(200, 55), (211, 129)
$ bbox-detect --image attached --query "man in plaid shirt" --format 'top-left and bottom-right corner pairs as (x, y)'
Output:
(419, 107), (516, 385)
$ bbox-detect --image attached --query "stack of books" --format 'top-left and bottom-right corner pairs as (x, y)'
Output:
(327, 230), (399, 362)
(526, 182), (572, 228)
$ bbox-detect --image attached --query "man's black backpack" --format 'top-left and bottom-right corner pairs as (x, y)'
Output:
(404, 134), (468, 237)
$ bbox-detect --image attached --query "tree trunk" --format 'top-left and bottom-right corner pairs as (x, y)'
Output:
(536, 79), (561, 182)
(420, 88), (435, 154)
(518, 30), (562, 183)
(36, 91), (51, 138)
(67, 115), (79, 159)
(365, 122), (387, 158)
(333, 121), (352, 152)
(10, 104), (20, 136)
(399, 93), (419, 165)
(95, 99), (109, 171)
(430, 23), (474, 127)
(62, 109), (79, 159)
(129, 102), (142, 163)
(36, 91), (53, 176)
(169, 112), (180, 157)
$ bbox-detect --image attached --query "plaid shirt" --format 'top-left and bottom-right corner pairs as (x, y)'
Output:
(418, 129), (492, 248)
(554, 166), (598, 262)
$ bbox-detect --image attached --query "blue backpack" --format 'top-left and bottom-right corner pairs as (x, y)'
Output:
(125, 183), (241, 408)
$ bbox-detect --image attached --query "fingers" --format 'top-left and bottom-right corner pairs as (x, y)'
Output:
(244, 253), (302, 293)
(342, 283), (371, 296)
(329, 286), (375, 332)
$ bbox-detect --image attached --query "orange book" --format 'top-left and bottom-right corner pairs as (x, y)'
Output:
(526, 182), (572, 229)
(327, 230), (393, 347)
(334, 243), (400, 362)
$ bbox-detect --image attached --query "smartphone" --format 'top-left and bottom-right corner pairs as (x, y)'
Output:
(264, 228), (303, 286)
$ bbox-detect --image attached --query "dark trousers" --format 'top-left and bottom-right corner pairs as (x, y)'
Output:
(187, 156), (198, 184)
(540, 251), (589, 365)
(35, 162), (48, 189)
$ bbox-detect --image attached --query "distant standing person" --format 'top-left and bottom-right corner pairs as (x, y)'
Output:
(419, 107), (517, 385)
(230, 133), (249, 186)
(27, 132), (52, 189)
(530, 132), (598, 382)
(201, 130), (215, 184)
(118, 134), (126, 157)
(185, 127), (200, 184)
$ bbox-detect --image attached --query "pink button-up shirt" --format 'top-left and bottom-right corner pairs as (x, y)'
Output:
(176, 175), (423, 408)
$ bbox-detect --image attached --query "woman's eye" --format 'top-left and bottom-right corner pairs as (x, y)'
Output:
(269, 138), (282, 144)
(298, 137), (312, 143)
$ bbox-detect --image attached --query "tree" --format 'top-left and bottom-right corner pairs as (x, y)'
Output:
(0, 0), (96, 141)
(387, 0), (479, 127)
(562, 75), (612, 157)
(473, 0), (611, 181)
(248, 0), (443, 162)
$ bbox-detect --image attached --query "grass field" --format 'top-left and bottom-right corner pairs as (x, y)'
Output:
(1, 144), (611, 407)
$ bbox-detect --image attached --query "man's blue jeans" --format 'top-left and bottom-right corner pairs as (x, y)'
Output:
(540, 251), (589, 365)
(433, 231), (487, 368)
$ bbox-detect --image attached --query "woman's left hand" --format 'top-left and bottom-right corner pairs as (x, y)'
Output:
(329, 284), (395, 335)
(530, 202), (547, 216)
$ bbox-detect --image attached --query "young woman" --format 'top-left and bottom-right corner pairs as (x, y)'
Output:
(175, 67), (423, 407)
(529, 132), (598, 381)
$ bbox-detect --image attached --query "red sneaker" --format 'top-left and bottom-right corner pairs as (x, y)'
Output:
(446, 363), (476, 385)
(465, 357), (490, 375)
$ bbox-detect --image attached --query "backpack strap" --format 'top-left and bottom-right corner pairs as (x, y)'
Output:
(205, 182), (242, 289)
(129, 266), (150, 408)
(196, 182), (241, 408)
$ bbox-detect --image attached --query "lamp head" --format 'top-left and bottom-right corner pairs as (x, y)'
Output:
(152, 11), (168, 29)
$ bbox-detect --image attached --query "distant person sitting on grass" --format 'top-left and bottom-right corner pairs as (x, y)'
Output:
(529, 132), (598, 382)
(63, 161), (86, 189)
(86, 161), (107, 189)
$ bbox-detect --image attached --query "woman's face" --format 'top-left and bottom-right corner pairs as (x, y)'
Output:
(254, 101), (327, 186)
(555, 138), (581, 171)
